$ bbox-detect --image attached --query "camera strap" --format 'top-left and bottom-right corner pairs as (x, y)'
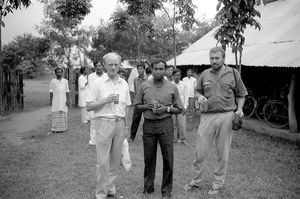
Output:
(232, 67), (238, 107)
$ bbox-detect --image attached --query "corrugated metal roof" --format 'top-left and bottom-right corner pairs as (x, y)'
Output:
(167, 0), (300, 68)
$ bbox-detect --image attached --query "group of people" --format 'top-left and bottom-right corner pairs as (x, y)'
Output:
(48, 46), (247, 199)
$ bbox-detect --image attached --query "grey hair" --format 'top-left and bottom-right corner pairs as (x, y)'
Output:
(103, 52), (122, 64)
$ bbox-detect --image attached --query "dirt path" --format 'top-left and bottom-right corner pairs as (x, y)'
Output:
(0, 107), (50, 145)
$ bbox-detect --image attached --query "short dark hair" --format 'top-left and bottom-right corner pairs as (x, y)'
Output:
(187, 68), (193, 73)
(80, 66), (87, 74)
(173, 68), (181, 75)
(166, 65), (174, 70)
(150, 59), (167, 69)
(118, 68), (125, 74)
(209, 46), (225, 58)
(54, 67), (63, 74)
(95, 61), (102, 67)
(145, 66), (152, 74)
(137, 61), (145, 69)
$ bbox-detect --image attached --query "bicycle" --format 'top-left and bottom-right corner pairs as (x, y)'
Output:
(262, 84), (289, 129)
(243, 95), (257, 119)
(242, 88), (257, 119)
(263, 100), (288, 129)
(255, 96), (268, 121)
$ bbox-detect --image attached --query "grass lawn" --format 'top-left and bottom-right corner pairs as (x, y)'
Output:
(23, 74), (55, 112)
(0, 107), (299, 199)
(0, 77), (299, 199)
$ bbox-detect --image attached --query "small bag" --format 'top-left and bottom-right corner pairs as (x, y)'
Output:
(121, 138), (131, 171)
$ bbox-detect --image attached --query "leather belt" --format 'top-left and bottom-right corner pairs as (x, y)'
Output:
(95, 116), (124, 122)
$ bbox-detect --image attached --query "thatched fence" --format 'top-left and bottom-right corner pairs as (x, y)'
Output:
(0, 67), (24, 116)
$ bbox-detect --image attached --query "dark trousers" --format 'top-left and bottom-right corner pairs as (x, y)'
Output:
(130, 107), (143, 140)
(143, 117), (174, 197)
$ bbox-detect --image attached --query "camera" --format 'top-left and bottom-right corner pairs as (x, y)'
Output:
(232, 114), (243, 130)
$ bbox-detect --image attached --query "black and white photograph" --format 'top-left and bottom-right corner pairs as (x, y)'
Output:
(0, 0), (299, 198)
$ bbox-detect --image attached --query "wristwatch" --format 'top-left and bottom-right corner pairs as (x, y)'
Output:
(167, 106), (171, 113)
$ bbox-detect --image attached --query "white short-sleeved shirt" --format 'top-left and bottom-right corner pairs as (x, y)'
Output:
(78, 74), (88, 107)
(183, 76), (197, 98)
(86, 75), (131, 118)
(172, 80), (188, 109)
(49, 78), (70, 113)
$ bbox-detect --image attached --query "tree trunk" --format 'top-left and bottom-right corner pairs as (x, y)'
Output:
(288, 74), (298, 133)
(172, 24), (176, 68)
(172, 0), (176, 68)
(137, 25), (141, 62)
(0, 13), (2, 51)
(234, 51), (238, 70)
(238, 50), (242, 74)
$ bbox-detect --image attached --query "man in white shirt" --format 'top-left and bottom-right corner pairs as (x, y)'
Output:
(86, 52), (131, 199)
(182, 68), (198, 130)
(87, 62), (106, 145)
(78, 66), (89, 124)
(49, 67), (70, 133)
(172, 68), (188, 145)
(182, 68), (197, 106)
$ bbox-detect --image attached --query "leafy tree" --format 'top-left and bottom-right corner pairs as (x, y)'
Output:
(2, 33), (51, 77)
(214, 0), (261, 72)
(38, 0), (92, 68)
(117, 0), (197, 66)
(116, 0), (160, 61)
(0, 49), (21, 70)
(159, 0), (197, 67)
(0, 0), (31, 50)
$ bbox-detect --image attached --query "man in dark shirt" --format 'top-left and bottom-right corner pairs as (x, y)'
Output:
(134, 59), (183, 199)
(129, 62), (147, 141)
(184, 46), (248, 195)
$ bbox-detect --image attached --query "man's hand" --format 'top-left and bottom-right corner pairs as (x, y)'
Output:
(197, 94), (207, 105)
(235, 108), (244, 118)
(182, 108), (187, 115)
(153, 104), (167, 115)
(106, 94), (119, 104)
(128, 138), (134, 143)
(66, 101), (70, 107)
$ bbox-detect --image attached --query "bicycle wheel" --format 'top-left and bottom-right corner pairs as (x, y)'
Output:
(263, 100), (288, 129)
(255, 96), (268, 121)
(243, 96), (257, 119)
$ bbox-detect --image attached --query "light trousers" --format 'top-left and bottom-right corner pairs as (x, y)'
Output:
(172, 113), (187, 141)
(95, 118), (125, 199)
(89, 119), (96, 144)
(191, 111), (234, 189)
(80, 107), (90, 124)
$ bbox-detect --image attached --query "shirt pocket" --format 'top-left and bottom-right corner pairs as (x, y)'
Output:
(203, 81), (213, 98)
(220, 81), (235, 99)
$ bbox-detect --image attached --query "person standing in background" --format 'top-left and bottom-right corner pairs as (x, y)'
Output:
(172, 68), (188, 145)
(129, 62), (147, 142)
(165, 65), (174, 82)
(182, 68), (198, 130)
(87, 62), (106, 145)
(78, 66), (89, 124)
(145, 66), (152, 80)
(49, 67), (70, 133)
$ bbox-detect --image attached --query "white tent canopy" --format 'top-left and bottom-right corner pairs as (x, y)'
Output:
(167, 0), (300, 68)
